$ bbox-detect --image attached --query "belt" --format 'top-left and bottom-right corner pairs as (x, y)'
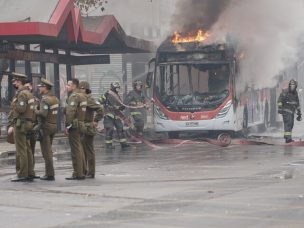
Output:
(18, 118), (34, 122)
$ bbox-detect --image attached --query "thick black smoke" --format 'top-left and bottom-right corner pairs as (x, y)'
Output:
(171, 0), (231, 32)
(171, 0), (304, 89)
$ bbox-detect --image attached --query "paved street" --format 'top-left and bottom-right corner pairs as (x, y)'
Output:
(1, 135), (304, 228)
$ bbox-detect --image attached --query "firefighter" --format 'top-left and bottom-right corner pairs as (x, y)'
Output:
(79, 81), (103, 178)
(277, 79), (302, 143)
(100, 81), (129, 149)
(125, 80), (147, 137)
(8, 73), (35, 182)
(35, 79), (59, 181)
(64, 78), (87, 180)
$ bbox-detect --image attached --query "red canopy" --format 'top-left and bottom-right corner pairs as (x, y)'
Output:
(0, 0), (154, 53)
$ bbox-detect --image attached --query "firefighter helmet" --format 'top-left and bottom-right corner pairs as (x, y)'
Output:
(133, 80), (143, 89)
(289, 79), (298, 91)
(289, 79), (297, 87)
(110, 81), (121, 90)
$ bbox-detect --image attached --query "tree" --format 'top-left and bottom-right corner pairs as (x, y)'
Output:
(74, 0), (108, 13)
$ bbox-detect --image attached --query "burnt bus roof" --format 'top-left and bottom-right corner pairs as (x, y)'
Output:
(157, 37), (234, 54)
(157, 38), (235, 64)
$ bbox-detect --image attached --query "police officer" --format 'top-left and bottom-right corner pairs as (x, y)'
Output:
(277, 79), (302, 143)
(79, 81), (103, 178)
(8, 73), (35, 182)
(24, 79), (40, 179)
(65, 78), (87, 180)
(125, 80), (147, 137)
(35, 79), (59, 181)
(100, 81), (129, 149)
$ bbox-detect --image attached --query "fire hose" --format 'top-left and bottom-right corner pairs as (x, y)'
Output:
(108, 90), (147, 109)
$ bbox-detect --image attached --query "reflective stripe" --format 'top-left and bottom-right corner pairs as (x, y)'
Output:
(105, 113), (122, 119)
(106, 113), (115, 118)
(287, 101), (298, 105)
(130, 102), (143, 106)
(283, 109), (293, 114)
(284, 132), (292, 136)
(50, 104), (59, 109)
(80, 101), (87, 106)
(277, 102), (282, 106)
(119, 138), (127, 143)
(131, 112), (142, 116)
(28, 98), (35, 104)
(105, 140), (112, 144)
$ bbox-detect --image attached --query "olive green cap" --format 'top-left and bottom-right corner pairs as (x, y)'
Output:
(37, 78), (53, 88)
(11, 72), (27, 82)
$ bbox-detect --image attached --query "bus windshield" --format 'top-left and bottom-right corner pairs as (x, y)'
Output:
(154, 63), (230, 112)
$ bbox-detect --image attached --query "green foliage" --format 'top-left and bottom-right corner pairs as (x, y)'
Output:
(74, 0), (108, 13)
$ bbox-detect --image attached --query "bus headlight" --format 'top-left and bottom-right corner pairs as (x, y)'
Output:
(216, 100), (232, 119)
(154, 105), (169, 120)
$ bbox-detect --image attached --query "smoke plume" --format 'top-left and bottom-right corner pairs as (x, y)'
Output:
(172, 0), (231, 32)
(173, 0), (304, 88)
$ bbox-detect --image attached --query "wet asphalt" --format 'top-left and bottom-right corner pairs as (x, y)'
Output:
(1, 135), (304, 228)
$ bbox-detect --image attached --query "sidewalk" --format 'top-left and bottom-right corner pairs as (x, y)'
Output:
(0, 136), (71, 166)
(0, 142), (16, 158)
(1, 121), (303, 158)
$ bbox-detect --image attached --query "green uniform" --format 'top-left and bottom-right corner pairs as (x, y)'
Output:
(125, 90), (146, 136)
(29, 95), (39, 172)
(81, 94), (103, 176)
(65, 90), (87, 178)
(35, 91), (59, 177)
(12, 94), (38, 176)
(10, 87), (35, 178)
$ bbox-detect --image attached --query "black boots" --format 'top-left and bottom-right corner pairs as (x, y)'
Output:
(106, 144), (115, 149)
(40, 176), (55, 181)
(285, 139), (294, 143)
(121, 143), (130, 149)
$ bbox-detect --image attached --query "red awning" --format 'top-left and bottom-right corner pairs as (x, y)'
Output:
(0, 0), (155, 54)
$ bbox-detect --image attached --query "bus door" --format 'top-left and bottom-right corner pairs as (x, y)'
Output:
(146, 58), (155, 99)
(231, 59), (244, 130)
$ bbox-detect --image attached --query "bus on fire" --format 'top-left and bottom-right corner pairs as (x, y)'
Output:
(145, 31), (271, 138)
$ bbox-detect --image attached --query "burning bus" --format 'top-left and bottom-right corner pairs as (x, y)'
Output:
(145, 30), (271, 138)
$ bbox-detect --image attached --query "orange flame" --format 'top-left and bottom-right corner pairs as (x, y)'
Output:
(238, 52), (245, 60)
(171, 29), (210, 44)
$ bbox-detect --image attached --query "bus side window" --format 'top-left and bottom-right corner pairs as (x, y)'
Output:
(146, 72), (153, 88)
